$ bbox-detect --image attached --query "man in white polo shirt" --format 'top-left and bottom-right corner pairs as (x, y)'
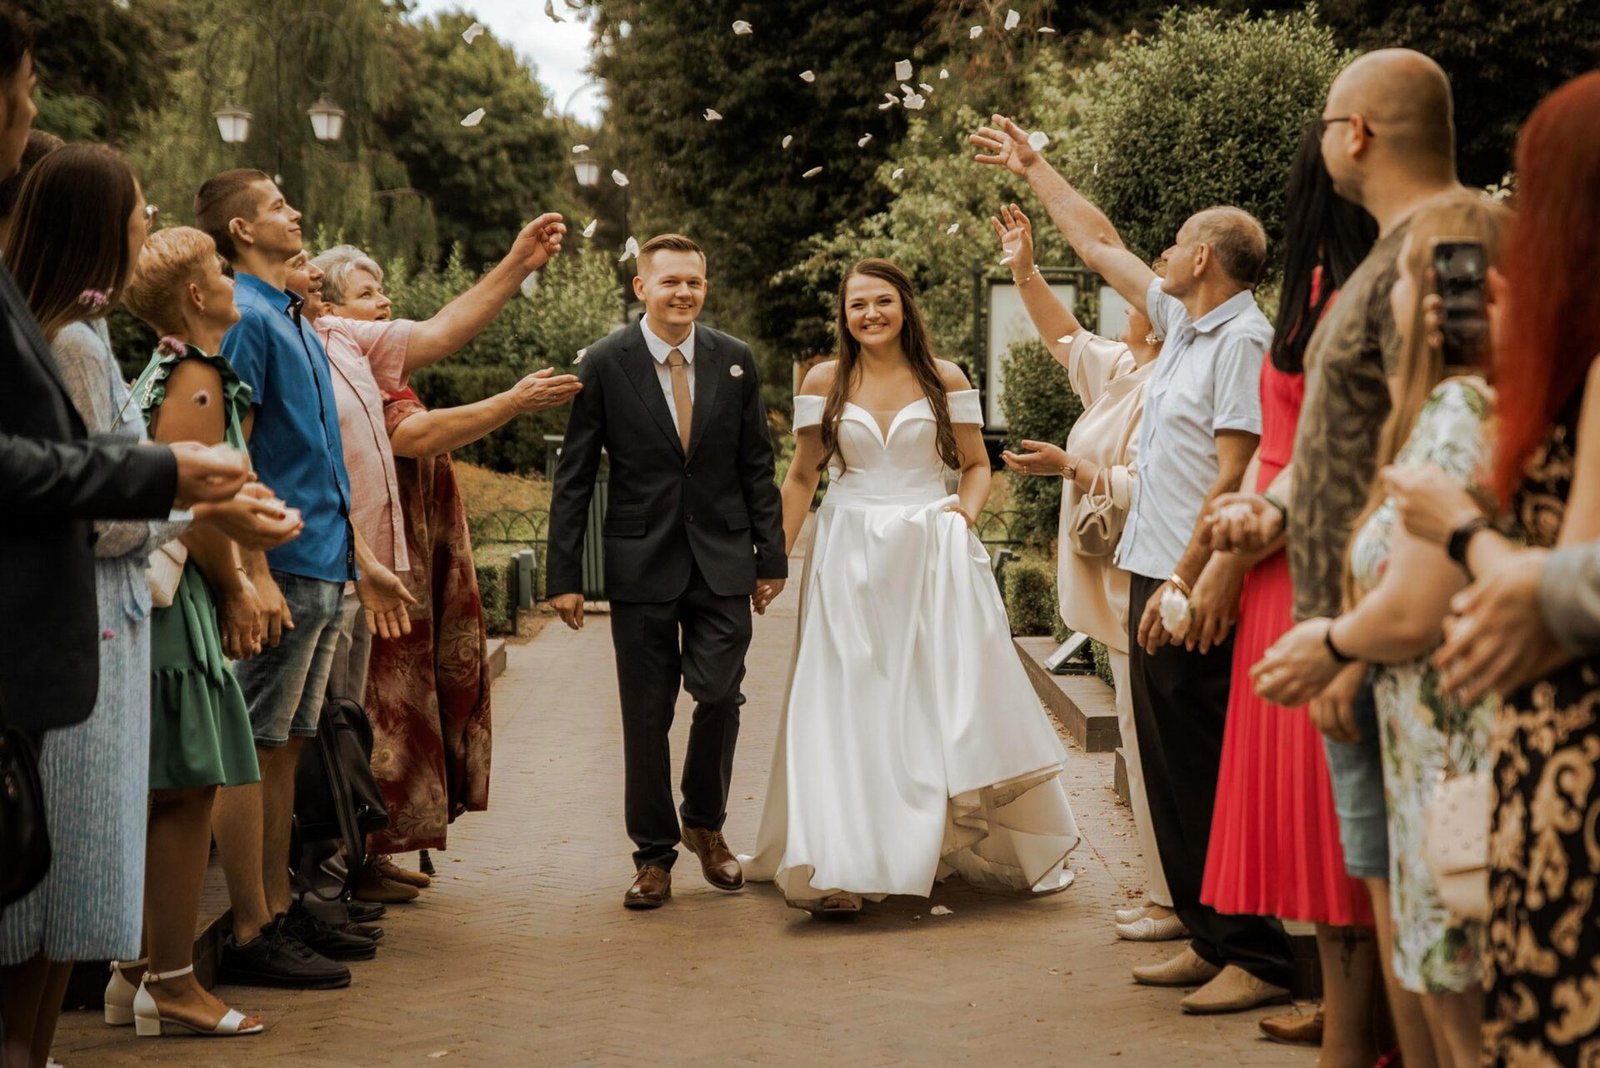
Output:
(973, 115), (1294, 1014)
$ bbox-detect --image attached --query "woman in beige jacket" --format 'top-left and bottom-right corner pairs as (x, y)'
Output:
(994, 205), (1177, 941)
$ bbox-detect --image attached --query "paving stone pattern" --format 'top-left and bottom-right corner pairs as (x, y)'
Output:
(54, 551), (1316, 1067)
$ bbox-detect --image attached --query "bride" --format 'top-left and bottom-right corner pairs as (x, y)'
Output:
(743, 258), (1080, 915)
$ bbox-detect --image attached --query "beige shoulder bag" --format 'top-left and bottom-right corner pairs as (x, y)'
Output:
(1069, 467), (1124, 557)
(1422, 761), (1490, 922)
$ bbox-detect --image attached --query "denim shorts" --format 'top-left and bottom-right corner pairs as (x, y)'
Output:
(233, 571), (344, 747)
(1322, 670), (1389, 879)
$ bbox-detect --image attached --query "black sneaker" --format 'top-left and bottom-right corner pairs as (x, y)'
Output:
(346, 900), (386, 924)
(347, 921), (384, 942)
(218, 917), (352, 989)
(282, 904), (378, 961)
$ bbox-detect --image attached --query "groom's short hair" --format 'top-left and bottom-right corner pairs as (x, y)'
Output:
(639, 233), (705, 274)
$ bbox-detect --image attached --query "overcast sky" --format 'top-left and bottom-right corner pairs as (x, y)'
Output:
(407, 0), (602, 124)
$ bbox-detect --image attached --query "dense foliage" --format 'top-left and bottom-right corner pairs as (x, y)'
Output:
(996, 338), (1083, 548)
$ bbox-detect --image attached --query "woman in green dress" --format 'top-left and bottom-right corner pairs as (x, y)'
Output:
(105, 226), (302, 1038)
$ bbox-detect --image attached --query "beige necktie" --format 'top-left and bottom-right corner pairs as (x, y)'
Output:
(667, 347), (693, 451)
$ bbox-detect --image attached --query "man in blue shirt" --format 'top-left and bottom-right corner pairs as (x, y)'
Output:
(974, 116), (1293, 1014)
(196, 169), (413, 989)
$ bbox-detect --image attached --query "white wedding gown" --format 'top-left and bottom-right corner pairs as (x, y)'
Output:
(743, 389), (1080, 902)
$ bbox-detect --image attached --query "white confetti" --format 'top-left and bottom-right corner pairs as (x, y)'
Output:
(544, 0), (564, 23)
(918, 82), (934, 93)
(1004, 9), (1021, 31)
(782, 134), (794, 149)
(1093, 161), (1100, 177)
(459, 108), (485, 127)
(731, 19), (753, 35)
(899, 83), (914, 94)
(611, 169), (629, 187)
(461, 22), (485, 44)
(799, 69), (816, 83)
(894, 59), (913, 81)
(581, 219), (598, 238)
(427, 1053), (450, 1060)
(970, 25), (983, 39)
(939, 68), (950, 80)
(729, 365), (744, 378)
(945, 222), (960, 235)
(1057, 335), (1073, 344)
(857, 133), (873, 148)
(802, 166), (823, 179)
(903, 92), (926, 111)
(575, 348), (587, 363)
(1028, 130), (1050, 152)
(891, 167), (905, 180)
(619, 236), (639, 261)
(930, 905), (954, 916)
(1039, 26), (1058, 35)
(571, 144), (589, 154)
(878, 100), (897, 111)
(704, 108), (723, 122)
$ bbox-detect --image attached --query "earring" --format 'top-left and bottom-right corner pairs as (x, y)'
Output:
(1144, 332), (1159, 346)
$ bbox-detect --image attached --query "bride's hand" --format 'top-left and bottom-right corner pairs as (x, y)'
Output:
(945, 504), (976, 528)
(989, 203), (1035, 276)
(1001, 440), (1069, 478)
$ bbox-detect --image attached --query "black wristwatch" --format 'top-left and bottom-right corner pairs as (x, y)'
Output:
(1446, 517), (1491, 577)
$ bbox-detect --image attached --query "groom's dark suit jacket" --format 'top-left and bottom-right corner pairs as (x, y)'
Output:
(547, 320), (786, 603)
(0, 264), (178, 733)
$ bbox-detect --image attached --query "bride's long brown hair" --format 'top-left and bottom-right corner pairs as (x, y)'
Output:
(817, 258), (960, 473)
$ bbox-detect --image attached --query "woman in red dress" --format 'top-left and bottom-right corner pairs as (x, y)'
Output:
(1198, 126), (1378, 1060)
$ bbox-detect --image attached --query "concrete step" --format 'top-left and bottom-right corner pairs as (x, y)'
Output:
(1014, 637), (1122, 753)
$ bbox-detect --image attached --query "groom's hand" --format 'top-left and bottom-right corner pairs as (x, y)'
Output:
(753, 579), (785, 615)
(550, 592), (585, 630)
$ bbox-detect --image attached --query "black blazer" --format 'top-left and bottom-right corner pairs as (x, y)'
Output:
(0, 265), (178, 733)
(547, 321), (786, 603)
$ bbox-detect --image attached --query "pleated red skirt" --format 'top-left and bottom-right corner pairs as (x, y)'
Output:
(1200, 549), (1374, 926)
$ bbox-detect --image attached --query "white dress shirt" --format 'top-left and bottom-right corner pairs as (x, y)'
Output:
(640, 315), (697, 438)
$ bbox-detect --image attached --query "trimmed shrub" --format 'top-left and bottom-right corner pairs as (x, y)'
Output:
(1002, 557), (1059, 637)
(476, 559), (511, 636)
(997, 338), (1083, 548)
(1091, 638), (1116, 693)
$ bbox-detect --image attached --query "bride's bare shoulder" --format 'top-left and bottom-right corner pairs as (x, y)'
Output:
(799, 359), (839, 396)
(934, 359), (972, 392)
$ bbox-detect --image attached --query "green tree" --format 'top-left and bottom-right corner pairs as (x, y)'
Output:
(585, 0), (949, 397)
(376, 13), (571, 270)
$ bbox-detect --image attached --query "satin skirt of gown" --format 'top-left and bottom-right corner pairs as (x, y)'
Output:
(743, 391), (1080, 902)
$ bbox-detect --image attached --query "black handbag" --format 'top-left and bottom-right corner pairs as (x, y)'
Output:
(0, 727), (50, 908)
(293, 697), (389, 898)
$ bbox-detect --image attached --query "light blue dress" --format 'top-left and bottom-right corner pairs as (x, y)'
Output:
(0, 322), (186, 963)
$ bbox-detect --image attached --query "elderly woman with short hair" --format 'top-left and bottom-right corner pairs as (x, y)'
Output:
(308, 225), (581, 901)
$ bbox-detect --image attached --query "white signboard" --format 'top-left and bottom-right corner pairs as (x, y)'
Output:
(985, 279), (1076, 430)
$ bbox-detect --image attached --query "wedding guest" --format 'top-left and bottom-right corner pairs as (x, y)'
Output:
(1255, 191), (1511, 1068)
(0, 127), (57, 248)
(0, 144), (194, 1064)
(1391, 72), (1600, 1067)
(972, 116), (1293, 1014)
(1198, 124), (1380, 1060)
(990, 204), (1175, 940)
(314, 243), (579, 900)
(104, 225), (305, 1039)
(193, 168), (412, 987)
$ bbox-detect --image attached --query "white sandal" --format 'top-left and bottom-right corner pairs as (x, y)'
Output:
(103, 958), (144, 1025)
(133, 964), (264, 1038)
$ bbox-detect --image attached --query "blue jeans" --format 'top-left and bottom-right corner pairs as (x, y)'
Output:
(1322, 670), (1389, 879)
(234, 571), (343, 747)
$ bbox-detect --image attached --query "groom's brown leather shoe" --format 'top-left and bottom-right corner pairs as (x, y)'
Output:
(624, 865), (671, 909)
(680, 826), (745, 892)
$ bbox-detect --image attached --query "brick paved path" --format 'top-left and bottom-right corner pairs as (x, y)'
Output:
(55, 556), (1316, 1067)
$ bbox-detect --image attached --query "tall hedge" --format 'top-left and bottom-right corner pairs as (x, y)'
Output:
(997, 338), (1082, 548)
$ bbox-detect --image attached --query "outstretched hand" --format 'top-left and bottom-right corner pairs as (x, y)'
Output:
(1001, 439), (1069, 478)
(510, 212), (568, 273)
(970, 115), (1040, 176)
(989, 203), (1035, 275)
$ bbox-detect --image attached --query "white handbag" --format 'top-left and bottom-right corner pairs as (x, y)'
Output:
(1422, 766), (1491, 922)
(147, 540), (188, 609)
(1069, 466), (1125, 557)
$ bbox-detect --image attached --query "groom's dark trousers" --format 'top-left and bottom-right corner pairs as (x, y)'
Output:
(545, 320), (787, 872)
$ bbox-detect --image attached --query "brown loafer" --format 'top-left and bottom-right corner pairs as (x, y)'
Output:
(680, 826), (745, 892)
(624, 865), (671, 910)
(373, 855), (430, 889)
(354, 863), (420, 904)
(1259, 1008), (1324, 1045)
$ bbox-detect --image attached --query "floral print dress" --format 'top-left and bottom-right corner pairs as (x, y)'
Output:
(1482, 393), (1600, 1067)
(1349, 376), (1497, 995)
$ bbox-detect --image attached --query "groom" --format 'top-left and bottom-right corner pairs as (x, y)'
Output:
(547, 233), (787, 909)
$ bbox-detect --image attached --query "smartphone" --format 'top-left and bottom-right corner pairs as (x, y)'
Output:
(1432, 240), (1489, 366)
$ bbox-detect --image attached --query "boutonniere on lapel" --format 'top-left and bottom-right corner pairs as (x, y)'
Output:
(729, 364), (744, 378)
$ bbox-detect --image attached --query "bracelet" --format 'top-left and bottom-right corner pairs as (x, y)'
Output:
(1166, 573), (1192, 598)
(1446, 516), (1490, 578)
(1060, 458), (1078, 481)
(1323, 620), (1355, 664)
(1012, 267), (1038, 286)
(1260, 492), (1289, 524)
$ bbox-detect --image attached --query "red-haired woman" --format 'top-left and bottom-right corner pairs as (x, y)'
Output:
(1385, 72), (1600, 1066)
